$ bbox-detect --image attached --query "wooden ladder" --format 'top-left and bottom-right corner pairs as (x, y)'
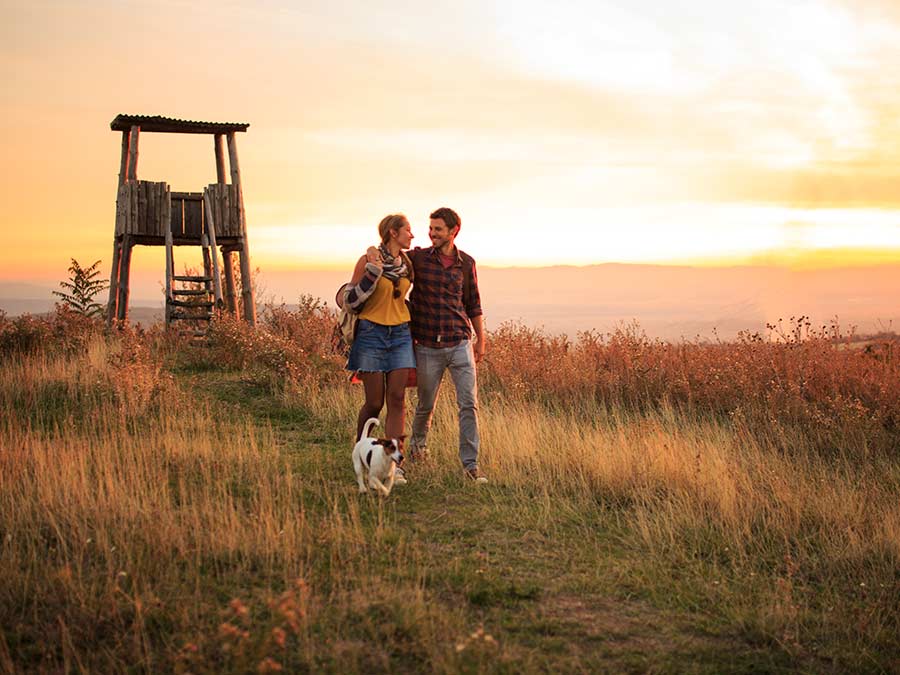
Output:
(164, 190), (225, 337)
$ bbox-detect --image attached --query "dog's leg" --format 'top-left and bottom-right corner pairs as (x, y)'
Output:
(353, 451), (367, 493)
(370, 476), (390, 497)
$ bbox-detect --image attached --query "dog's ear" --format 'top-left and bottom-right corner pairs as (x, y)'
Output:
(375, 438), (393, 447)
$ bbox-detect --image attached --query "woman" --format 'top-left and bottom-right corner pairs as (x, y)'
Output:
(345, 214), (415, 449)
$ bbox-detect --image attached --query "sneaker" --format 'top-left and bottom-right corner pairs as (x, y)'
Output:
(393, 466), (408, 485)
(464, 466), (488, 484)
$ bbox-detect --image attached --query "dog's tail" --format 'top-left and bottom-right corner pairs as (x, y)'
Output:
(359, 417), (380, 443)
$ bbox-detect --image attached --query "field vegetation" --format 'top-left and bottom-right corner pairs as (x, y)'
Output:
(1, 302), (898, 673)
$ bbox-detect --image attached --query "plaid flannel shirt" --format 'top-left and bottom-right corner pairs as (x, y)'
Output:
(408, 246), (482, 348)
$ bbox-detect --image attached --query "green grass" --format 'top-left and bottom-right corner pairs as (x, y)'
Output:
(2, 338), (898, 673)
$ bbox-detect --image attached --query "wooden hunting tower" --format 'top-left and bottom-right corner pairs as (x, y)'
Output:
(106, 113), (256, 328)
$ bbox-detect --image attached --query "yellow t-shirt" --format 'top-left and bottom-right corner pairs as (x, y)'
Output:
(358, 276), (411, 326)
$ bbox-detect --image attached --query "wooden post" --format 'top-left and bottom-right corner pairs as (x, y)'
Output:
(126, 126), (140, 181)
(108, 130), (131, 326)
(116, 235), (134, 323)
(222, 250), (237, 314)
(214, 134), (227, 184)
(118, 130), (130, 187)
(227, 132), (256, 325)
(165, 208), (174, 326)
(203, 190), (224, 308)
(106, 238), (122, 326)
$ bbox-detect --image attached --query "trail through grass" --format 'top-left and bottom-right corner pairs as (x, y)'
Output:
(2, 322), (898, 673)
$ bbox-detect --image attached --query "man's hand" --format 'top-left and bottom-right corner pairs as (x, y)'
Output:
(366, 246), (383, 269)
(474, 338), (485, 363)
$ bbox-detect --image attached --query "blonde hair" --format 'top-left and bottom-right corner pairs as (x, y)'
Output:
(378, 214), (409, 245)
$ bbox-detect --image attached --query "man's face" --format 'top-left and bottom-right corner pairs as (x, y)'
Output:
(429, 218), (457, 249)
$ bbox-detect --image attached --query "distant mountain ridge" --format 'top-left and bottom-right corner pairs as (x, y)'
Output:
(3, 262), (897, 340)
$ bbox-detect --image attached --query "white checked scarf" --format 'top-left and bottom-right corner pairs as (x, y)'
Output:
(378, 244), (410, 281)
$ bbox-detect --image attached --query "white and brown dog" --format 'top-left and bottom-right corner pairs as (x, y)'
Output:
(352, 418), (405, 497)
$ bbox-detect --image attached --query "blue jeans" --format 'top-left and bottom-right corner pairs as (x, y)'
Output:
(410, 341), (480, 470)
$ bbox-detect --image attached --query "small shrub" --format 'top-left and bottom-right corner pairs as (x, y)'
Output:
(0, 305), (103, 358)
(52, 258), (108, 318)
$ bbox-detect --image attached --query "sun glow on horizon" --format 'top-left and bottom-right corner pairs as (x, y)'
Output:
(3, 0), (900, 285)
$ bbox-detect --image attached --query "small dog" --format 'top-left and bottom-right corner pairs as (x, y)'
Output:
(352, 418), (405, 497)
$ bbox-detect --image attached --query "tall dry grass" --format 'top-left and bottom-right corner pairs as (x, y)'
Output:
(296, 374), (899, 666)
(2, 305), (899, 671)
(0, 324), (484, 672)
(482, 319), (900, 456)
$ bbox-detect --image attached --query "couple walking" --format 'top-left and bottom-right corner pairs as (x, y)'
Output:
(344, 207), (487, 483)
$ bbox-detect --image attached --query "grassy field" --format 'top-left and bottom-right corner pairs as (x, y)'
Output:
(1, 306), (898, 673)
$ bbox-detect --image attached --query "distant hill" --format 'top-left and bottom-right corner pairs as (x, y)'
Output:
(4, 263), (898, 340)
(268, 263), (899, 340)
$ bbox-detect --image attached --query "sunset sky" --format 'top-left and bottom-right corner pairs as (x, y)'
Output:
(3, 0), (900, 294)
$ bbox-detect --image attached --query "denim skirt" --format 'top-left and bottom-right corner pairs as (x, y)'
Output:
(346, 320), (416, 372)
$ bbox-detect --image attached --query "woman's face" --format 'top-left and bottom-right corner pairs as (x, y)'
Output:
(393, 221), (414, 249)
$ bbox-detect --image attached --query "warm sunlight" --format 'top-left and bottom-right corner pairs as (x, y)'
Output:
(2, 0), (899, 307)
(3, 6), (900, 671)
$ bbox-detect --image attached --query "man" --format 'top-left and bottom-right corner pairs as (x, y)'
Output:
(406, 207), (488, 483)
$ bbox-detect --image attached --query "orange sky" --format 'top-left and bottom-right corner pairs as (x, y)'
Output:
(2, 0), (899, 289)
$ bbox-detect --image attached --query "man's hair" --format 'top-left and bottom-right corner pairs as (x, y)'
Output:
(378, 214), (409, 245)
(430, 207), (461, 233)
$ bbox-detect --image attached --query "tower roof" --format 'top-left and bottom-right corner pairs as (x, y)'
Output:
(110, 114), (249, 134)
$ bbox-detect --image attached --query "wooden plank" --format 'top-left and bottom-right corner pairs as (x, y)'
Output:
(155, 182), (163, 236)
(218, 185), (227, 236)
(155, 183), (161, 234)
(131, 181), (138, 235)
(184, 199), (202, 238)
(203, 189), (224, 307)
(138, 181), (147, 234)
(123, 184), (131, 234)
(170, 299), (213, 308)
(225, 184), (237, 236)
(163, 184), (171, 246)
(179, 197), (186, 237)
(225, 185), (234, 236)
(160, 183), (167, 237)
(173, 275), (212, 282)
(118, 184), (127, 234)
(126, 125), (140, 181)
(157, 182), (164, 236)
(149, 182), (154, 234)
(141, 182), (148, 235)
(217, 185), (227, 236)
